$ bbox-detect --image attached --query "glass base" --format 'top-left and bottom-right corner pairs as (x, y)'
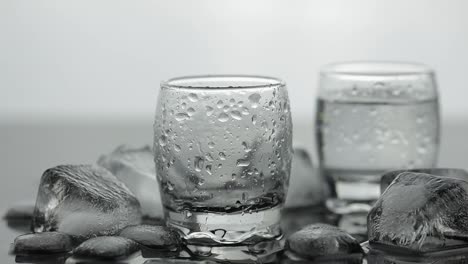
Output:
(165, 205), (282, 245)
(325, 168), (382, 214)
(185, 238), (284, 263)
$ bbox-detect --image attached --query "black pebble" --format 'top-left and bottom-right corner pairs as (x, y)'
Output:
(119, 225), (180, 249)
(13, 232), (73, 254)
(286, 223), (363, 259)
(73, 236), (139, 260)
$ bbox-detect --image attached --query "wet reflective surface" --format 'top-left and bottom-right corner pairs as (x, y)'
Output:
(7, 204), (468, 264)
(2, 120), (468, 263)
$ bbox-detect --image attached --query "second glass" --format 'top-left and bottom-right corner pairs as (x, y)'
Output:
(154, 75), (293, 245)
(316, 62), (440, 212)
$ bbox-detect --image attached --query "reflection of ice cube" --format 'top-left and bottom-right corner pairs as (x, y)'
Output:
(32, 165), (141, 239)
(285, 148), (328, 208)
(98, 145), (162, 217)
(380, 168), (468, 193)
(369, 172), (468, 252)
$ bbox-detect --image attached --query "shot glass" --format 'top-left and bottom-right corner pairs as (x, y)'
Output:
(315, 62), (440, 213)
(154, 75), (293, 245)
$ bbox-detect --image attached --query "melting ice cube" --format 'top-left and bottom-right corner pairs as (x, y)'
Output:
(369, 172), (468, 252)
(32, 165), (141, 239)
(98, 145), (162, 217)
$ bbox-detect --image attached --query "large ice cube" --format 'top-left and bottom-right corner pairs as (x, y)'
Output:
(32, 165), (142, 239)
(369, 172), (468, 252)
(380, 168), (468, 193)
(98, 145), (162, 217)
(285, 148), (328, 208)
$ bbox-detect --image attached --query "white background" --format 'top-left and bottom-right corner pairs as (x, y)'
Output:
(2, 0), (468, 123)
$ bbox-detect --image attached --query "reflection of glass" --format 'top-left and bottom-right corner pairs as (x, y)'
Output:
(154, 75), (293, 245)
(316, 62), (440, 212)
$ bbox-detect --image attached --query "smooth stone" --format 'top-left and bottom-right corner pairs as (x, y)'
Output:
(13, 232), (73, 254)
(286, 223), (363, 259)
(119, 225), (180, 249)
(73, 236), (139, 259)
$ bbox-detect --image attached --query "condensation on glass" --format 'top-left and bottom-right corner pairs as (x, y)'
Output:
(154, 75), (293, 246)
(316, 62), (440, 213)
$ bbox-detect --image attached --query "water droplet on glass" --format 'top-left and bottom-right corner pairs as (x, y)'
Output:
(248, 93), (261, 108)
(175, 112), (190, 121)
(205, 165), (212, 175)
(205, 106), (214, 116)
(217, 100), (224, 108)
(194, 157), (204, 172)
(229, 98), (236, 106)
(251, 115), (257, 125)
(236, 159), (250, 167)
(241, 107), (250, 115)
(159, 135), (167, 146)
(241, 141), (251, 152)
(188, 93), (199, 102)
(174, 144), (181, 152)
(230, 110), (242, 120)
(219, 152), (226, 160)
(205, 153), (214, 162)
(208, 141), (215, 148)
(218, 113), (229, 122)
(187, 107), (196, 116)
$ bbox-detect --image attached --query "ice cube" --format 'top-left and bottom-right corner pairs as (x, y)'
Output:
(97, 145), (162, 217)
(32, 165), (142, 239)
(285, 223), (363, 259)
(73, 236), (139, 260)
(285, 148), (328, 208)
(380, 168), (468, 193)
(369, 172), (468, 252)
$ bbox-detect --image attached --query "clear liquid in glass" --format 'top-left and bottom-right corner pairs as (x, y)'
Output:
(316, 97), (439, 202)
(154, 77), (292, 246)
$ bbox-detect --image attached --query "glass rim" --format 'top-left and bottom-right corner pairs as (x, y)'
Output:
(321, 61), (434, 77)
(161, 75), (285, 89)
